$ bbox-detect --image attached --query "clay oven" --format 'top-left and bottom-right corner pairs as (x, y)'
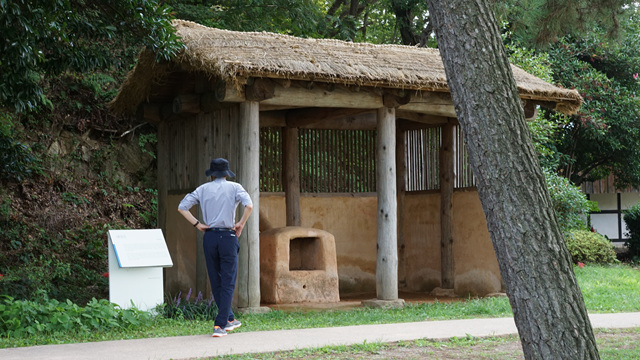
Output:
(260, 227), (340, 304)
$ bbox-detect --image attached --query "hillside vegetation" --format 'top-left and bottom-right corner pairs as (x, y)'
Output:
(1, 71), (158, 304)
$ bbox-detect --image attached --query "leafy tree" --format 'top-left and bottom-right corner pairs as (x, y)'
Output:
(426, 0), (600, 358)
(544, 14), (640, 187)
(164, 0), (328, 38)
(545, 170), (597, 233)
(496, 0), (632, 47)
(506, 44), (569, 170)
(0, 0), (184, 112)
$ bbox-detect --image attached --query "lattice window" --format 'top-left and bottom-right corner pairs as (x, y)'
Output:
(404, 125), (475, 192)
(260, 125), (474, 194)
(260, 127), (284, 192)
(299, 129), (376, 193)
(259, 128), (377, 193)
(454, 125), (475, 189)
(404, 127), (441, 191)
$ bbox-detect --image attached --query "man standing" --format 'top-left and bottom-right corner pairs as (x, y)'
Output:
(178, 158), (253, 338)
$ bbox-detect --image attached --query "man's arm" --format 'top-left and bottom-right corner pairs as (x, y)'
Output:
(178, 208), (208, 232)
(234, 204), (253, 237)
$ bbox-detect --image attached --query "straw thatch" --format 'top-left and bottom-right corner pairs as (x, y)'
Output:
(111, 19), (581, 115)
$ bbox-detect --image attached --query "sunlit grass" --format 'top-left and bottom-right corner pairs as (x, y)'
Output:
(575, 264), (640, 313)
(1, 263), (638, 349)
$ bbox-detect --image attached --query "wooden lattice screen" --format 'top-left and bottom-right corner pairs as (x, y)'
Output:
(259, 127), (284, 192)
(260, 126), (474, 193)
(259, 128), (377, 193)
(404, 125), (475, 192)
(299, 129), (377, 193)
(405, 127), (441, 191)
(454, 125), (475, 189)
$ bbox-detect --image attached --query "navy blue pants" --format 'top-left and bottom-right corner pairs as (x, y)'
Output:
(203, 230), (239, 329)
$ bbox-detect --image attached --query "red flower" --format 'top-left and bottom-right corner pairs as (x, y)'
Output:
(102, 272), (109, 278)
(578, 262), (585, 268)
(0, 274), (3, 279)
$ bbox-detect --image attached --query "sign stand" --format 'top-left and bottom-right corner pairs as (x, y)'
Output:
(108, 229), (173, 312)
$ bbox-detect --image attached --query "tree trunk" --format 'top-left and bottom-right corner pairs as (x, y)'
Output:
(391, 0), (419, 45)
(424, 1), (600, 359)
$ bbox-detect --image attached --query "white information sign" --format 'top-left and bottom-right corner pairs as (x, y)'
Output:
(107, 229), (173, 311)
(109, 229), (173, 268)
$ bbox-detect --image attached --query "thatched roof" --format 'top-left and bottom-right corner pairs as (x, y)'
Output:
(111, 20), (581, 115)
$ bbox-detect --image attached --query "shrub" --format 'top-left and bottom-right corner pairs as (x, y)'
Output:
(545, 170), (598, 234)
(565, 230), (618, 264)
(0, 291), (152, 337)
(0, 222), (110, 304)
(623, 203), (640, 258)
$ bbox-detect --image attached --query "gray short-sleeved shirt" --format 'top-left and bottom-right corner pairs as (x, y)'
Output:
(178, 178), (252, 228)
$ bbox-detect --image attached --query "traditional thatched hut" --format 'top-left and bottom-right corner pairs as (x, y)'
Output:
(111, 20), (581, 310)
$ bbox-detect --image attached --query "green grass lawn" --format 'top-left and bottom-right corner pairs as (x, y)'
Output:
(1, 263), (639, 349)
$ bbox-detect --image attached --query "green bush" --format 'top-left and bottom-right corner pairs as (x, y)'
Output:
(623, 203), (640, 258)
(0, 222), (110, 304)
(565, 230), (618, 264)
(545, 170), (597, 234)
(0, 291), (152, 337)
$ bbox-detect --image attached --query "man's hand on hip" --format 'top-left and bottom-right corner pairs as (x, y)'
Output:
(234, 222), (245, 236)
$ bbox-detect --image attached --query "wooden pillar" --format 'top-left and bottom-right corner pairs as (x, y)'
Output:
(284, 126), (301, 226)
(376, 107), (398, 300)
(440, 121), (455, 289)
(396, 125), (406, 290)
(237, 101), (261, 309)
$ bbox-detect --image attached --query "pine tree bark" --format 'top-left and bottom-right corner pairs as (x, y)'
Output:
(424, 1), (600, 359)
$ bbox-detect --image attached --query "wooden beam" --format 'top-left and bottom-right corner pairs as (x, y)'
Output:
(261, 107), (451, 130)
(173, 94), (200, 114)
(287, 107), (372, 125)
(245, 78), (276, 101)
(214, 80), (454, 116)
(267, 84), (383, 109)
(383, 90), (411, 108)
(284, 127), (301, 226)
(286, 108), (375, 129)
(137, 103), (163, 123)
(213, 79), (244, 102)
(259, 104), (300, 111)
(396, 110), (449, 125)
(398, 91), (457, 117)
(440, 121), (455, 290)
(260, 110), (286, 127)
(217, 81), (384, 109)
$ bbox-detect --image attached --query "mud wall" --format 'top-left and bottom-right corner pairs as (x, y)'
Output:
(260, 190), (502, 297)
